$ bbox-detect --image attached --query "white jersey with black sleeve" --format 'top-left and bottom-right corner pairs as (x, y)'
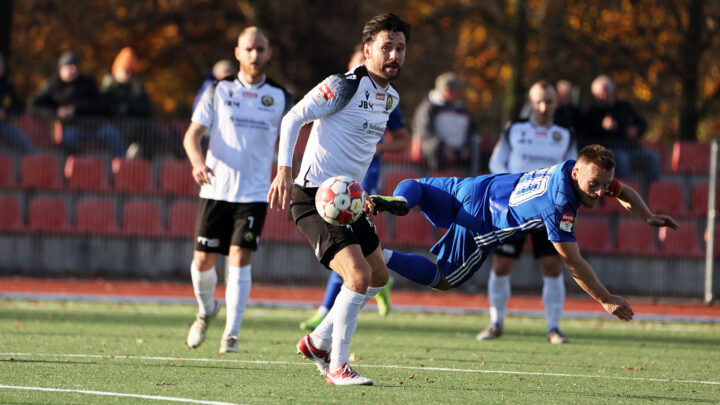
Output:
(488, 119), (577, 174)
(192, 74), (292, 203)
(277, 65), (399, 187)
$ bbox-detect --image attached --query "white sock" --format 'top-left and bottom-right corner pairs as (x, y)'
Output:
(316, 306), (330, 317)
(488, 271), (510, 326)
(542, 275), (565, 331)
(310, 306), (336, 351)
(364, 285), (385, 307)
(382, 249), (394, 264)
(328, 286), (366, 372)
(224, 264), (251, 338)
(191, 262), (217, 316)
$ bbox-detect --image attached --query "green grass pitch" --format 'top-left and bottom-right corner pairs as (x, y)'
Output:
(1, 300), (718, 404)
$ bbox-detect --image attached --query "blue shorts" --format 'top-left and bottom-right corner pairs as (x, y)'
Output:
(416, 176), (492, 287)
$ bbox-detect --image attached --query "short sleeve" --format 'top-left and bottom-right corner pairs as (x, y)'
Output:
(191, 81), (216, 128)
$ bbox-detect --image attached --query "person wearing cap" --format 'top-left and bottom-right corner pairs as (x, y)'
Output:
(29, 51), (125, 157)
(0, 51), (35, 154)
(101, 47), (184, 158)
(412, 71), (477, 173)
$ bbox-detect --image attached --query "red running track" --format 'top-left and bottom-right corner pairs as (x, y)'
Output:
(1, 277), (719, 322)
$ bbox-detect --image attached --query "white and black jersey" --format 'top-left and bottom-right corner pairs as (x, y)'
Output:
(488, 119), (577, 174)
(277, 65), (399, 187)
(192, 74), (292, 203)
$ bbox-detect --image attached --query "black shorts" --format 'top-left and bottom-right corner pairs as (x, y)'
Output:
(494, 229), (558, 260)
(194, 198), (268, 254)
(290, 184), (380, 269)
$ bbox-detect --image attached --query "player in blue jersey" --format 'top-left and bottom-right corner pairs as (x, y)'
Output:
(370, 144), (678, 321)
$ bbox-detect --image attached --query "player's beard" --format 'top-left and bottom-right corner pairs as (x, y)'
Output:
(241, 59), (268, 78)
(381, 62), (401, 80)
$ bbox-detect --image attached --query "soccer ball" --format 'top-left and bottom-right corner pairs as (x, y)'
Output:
(315, 175), (366, 226)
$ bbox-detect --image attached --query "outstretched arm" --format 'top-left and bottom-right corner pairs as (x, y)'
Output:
(615, 182), (679, 230)
(553, 241), (634, 321)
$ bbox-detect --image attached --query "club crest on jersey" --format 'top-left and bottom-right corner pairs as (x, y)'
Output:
(243, 231), (256, 242)
(385, 94), (394, 110)
(261, 95), (274, 106)
(559, 212), (575, 232)
(552, 131), (562, 141)
(313, 82), (335, 106)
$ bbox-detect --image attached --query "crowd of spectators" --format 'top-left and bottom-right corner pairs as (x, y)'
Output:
(0, 48), (667, 189)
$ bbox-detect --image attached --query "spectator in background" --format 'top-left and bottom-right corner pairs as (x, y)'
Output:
(29, 51), (125, 157)
(582, 75), (660, 187)
(554, 80), (582, 132)
(0, 52), (34, 154)
(192, 59), (235, 111)
(101, 47), (184, 158)
(413, 72), (476, 173)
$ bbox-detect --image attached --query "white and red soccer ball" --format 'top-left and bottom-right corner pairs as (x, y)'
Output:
(315, 175), (366, 226)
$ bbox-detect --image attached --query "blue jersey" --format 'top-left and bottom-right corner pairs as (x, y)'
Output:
(418, 159), (582, 286)
(362, 107), (406, 195)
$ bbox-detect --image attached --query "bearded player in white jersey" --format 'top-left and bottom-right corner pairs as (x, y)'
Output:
(183, 27), (292, 354)
(268, 13), (411, 386)
(480, 80), (578, 344)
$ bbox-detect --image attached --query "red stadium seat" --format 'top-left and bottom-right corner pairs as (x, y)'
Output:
(689, 183), (720, 217)
(122, 199), (164, 237)
(380, 168), (421, 196)
(159, 159), (198, 196)
(0, 195), (24, 232)
(573, 217), (613, 254)
(21, 153), (63, 190)
(615, 219), (658, 256)
(112, 157), (154, 193)
(0, 152), (15, 188)
(671, 141), (710, 174)
(658, 221), (703, 258)
(641, 140), (670, 173)
(14, 115), (53, 148)
(387, 211), (435, 248)
(28, 196), (71, 233)
(647, 180), (687, 217)
(262, 209), (306, 243)
(75, 197), (119, 235)
(65, 155), (109, 191)
(370, 214), (391, 246)
(168, 201), (198, 238)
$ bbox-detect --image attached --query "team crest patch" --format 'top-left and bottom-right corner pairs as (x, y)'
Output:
(313, 82), (335, 106)
(243, 231), (255, 242)
(559, 212), (575, 232)
(552, 131), (562, 141)
(385, 94), (394, 110)
(261, 95), (274, 106)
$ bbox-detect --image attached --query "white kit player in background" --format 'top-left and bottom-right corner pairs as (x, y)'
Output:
(268, 13), (411, 385)
(480, 80), (578, 344)
(182, 27), (292, 354)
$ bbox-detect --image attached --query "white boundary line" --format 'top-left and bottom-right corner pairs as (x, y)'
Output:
(0, 384), (242, 405)
(2, 352), (719, 386)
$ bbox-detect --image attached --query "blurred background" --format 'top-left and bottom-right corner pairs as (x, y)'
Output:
(1, 0), (719, 300)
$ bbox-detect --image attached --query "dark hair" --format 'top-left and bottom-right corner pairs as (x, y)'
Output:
(361, 13), (411, 44)
(578, 144), (615, 171)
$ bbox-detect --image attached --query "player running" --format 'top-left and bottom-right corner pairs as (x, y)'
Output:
(371, 144), (678, 321)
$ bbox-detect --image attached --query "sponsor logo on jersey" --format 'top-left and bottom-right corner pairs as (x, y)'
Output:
(552, 131), (562, 141)
(313, 82), (335, 106)
(375, 93), (385, 101)
(536, 131), (547, 137)
(243, 92), (258, 98)
(385, 94), (394, 110)
(261, 95), (274, 106)
(196, 236), (221, 248)
(559, 212), (575, 232)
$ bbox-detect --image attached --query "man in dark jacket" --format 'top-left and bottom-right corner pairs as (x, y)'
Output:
(582, 75), (659, 188)
(0, 52), (34, 154)
(29, 51), (125, 157)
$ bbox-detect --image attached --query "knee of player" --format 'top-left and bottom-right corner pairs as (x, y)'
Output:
(193, 251), (218, 271)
